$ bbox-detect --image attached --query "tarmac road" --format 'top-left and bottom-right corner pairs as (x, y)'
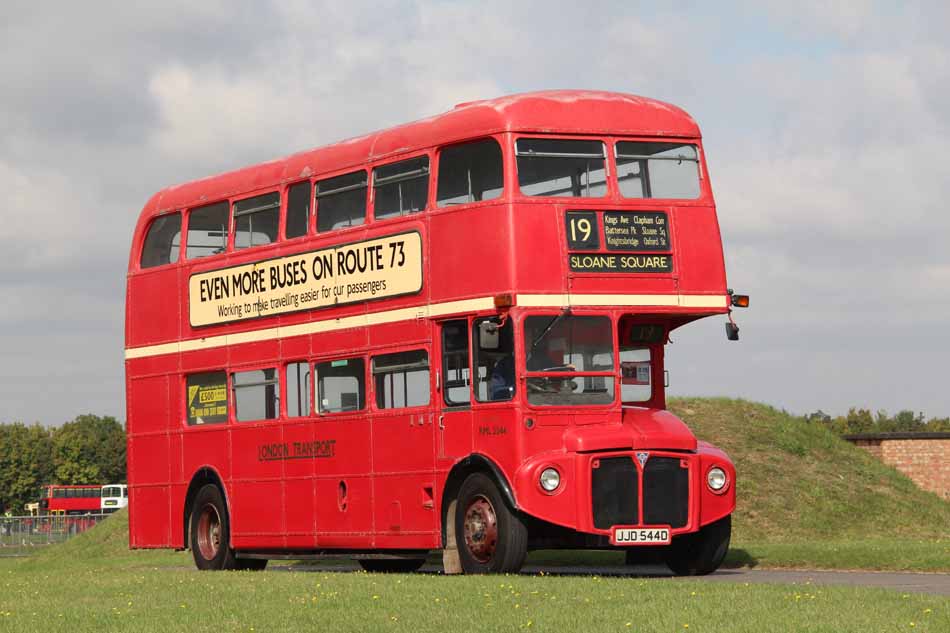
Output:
(517, 564), (950, 596)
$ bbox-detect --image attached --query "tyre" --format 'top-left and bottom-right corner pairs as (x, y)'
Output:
(454, 472), (527, 574)
(358, 558), (426, 573)
(190, 484), (238, 571)
(663, 514), (731, 576)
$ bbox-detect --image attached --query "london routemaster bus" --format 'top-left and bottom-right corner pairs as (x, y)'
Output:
(36, 485), (102, 515)
(125, 90), (746, 575)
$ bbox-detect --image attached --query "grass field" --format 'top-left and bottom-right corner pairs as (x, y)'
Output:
(0, 512), (946, 633)
(3, 398), (949, 630)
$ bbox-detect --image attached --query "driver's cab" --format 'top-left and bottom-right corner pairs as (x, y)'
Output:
(518, 311), (664, 410)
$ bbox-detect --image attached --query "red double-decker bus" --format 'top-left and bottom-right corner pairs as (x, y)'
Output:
(126, 90), (744, 575)
(37, 485), (102, 515)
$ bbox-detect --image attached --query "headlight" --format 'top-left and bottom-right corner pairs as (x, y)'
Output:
(707, 467), (727, 491)
(539, 468), (561, 492)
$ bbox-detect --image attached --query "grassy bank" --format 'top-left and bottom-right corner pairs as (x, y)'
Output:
(668, 398), (950, 544)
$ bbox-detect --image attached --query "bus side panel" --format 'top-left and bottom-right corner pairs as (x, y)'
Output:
(313, 416), (374, 547)
(127, 268), (180, 348)
(129, 485), (172, 547)
(672, 206), (727, 295)
(512, 203), (568, 294)
(127, 375), (171, 434)
(282, 417), (316, 549)
(127, 373), (174, 548)
(428, 204), (513, 301)
(229, 422), (285, 549)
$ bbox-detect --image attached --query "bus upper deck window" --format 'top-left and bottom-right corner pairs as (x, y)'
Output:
(234, 192), (280, 250)
(616, 142), (700, 199)
(140, 212), (181, 269)
(374, 156), (429, 220)
(516, 138), (607, 198)
(316, 170), (367, 232)
(285, 181), (311, 239)
(186, 202), (229, 259)
(437, 139), (504, 206)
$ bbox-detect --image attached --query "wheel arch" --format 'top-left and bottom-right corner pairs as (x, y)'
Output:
(440, 453), (517, 547)
(182, 466), (229, 550)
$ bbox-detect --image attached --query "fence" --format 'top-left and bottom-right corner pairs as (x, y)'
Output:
(0, 513), (111, 556)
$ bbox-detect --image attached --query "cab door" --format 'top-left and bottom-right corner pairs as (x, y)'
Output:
(436, 319), (474, 467)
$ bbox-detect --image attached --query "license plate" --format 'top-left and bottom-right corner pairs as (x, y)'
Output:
(611, 527), (671, 546)
(105, 501), (117, 506)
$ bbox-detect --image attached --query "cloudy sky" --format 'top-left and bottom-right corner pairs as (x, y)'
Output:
(2, 2), (948, 425)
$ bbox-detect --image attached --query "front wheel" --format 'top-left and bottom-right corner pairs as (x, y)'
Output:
(455, 473), (527, 574)
(190, 484), (238, 571)
(358, 559), (426, 573)
(664, 514), (731, 576)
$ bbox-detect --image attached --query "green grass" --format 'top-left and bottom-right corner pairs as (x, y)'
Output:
(2, 486), (948, 631)
(1, 549), (947, 633)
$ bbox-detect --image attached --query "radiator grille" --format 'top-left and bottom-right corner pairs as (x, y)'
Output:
(642, 456), (689, 528)
(591, 457), (638, 529)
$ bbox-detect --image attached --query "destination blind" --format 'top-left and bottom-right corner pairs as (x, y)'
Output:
(566, 211), (673, 273)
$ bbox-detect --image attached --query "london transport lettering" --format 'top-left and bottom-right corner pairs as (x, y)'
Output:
(258, 440), (336, 462)
(189, 232), (422, 326)
(565, 211), (673, 274)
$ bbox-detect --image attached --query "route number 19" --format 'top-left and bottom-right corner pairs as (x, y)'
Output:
(565, 211), (599, 250)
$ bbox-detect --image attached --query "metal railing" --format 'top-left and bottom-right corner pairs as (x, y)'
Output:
(0, 513), (111, 556)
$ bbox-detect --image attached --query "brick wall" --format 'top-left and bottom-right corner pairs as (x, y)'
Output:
(844, 433), (950, 500)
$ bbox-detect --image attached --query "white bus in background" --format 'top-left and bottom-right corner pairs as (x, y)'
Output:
(100, 484), (128, 513)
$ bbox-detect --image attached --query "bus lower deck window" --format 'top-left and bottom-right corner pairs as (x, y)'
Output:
(185, 371), (229, 425)
(232, 369), (279, 422)
(315, 358), (365, 413)
(373, 350), (430, 409)
(286, 361), (311, 417)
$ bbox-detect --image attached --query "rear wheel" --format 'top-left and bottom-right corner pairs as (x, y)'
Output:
(190, 484), (238, 571)
(455, 473), (527, 574)
(358, 559), (426, 573)
(664, 514), (731, 576)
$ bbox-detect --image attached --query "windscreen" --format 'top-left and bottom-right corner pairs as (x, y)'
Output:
(523, 315), (614, 405)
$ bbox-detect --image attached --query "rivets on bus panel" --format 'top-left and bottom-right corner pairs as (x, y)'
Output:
(525, 418), (535, 430)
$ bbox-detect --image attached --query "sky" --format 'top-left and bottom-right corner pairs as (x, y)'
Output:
(2, 1), (948, 426)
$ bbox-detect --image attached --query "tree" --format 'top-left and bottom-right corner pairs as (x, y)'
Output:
(0, 423), (53, 514)
(51, 414), (126, 485)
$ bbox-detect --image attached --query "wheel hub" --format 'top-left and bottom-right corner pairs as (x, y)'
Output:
(196, 503), (221, 561)
(463, 496), (498, 563)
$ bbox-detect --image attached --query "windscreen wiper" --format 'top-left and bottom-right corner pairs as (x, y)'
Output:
(528, 308), (571, 354)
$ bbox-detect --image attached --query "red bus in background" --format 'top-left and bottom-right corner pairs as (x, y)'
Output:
(37, 485), (102, 515)
(125, 91), (746, 575)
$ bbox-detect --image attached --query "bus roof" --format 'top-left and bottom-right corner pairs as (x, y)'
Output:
(140, 90), (700, 220)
